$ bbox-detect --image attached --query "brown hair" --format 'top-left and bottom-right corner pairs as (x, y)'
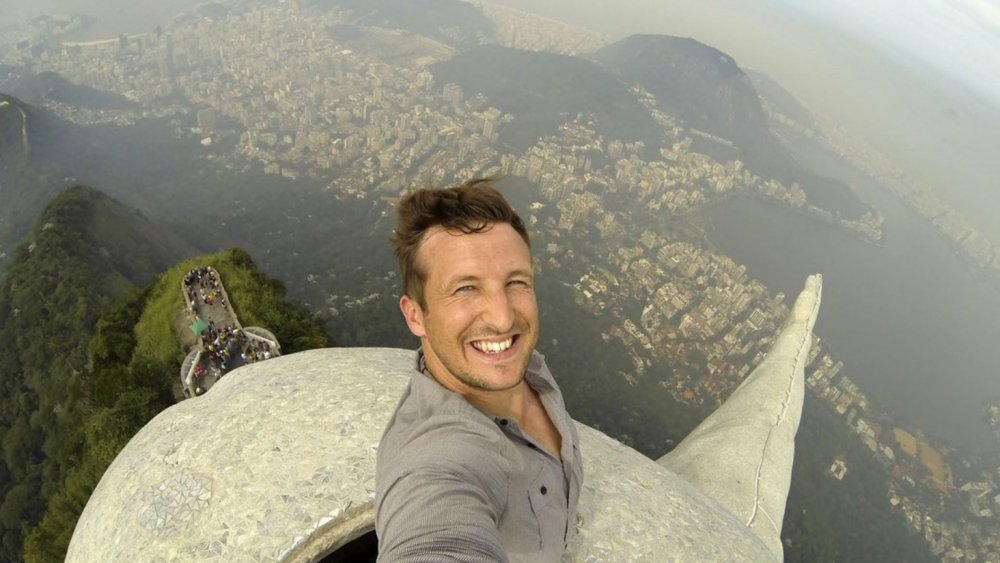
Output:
(391, 177), (530, 308)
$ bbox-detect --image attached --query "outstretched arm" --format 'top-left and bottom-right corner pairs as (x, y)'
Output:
(377, 456), (510, 563)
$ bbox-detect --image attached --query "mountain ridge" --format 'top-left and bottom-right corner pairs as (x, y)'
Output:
(0, 184), (198, 561)
(591, 34), (771, 153)
(0, 70), (139, 111)
(431, 44), (663, 152)
(0, 94), (63, 267)
(591, 34), (867, 218)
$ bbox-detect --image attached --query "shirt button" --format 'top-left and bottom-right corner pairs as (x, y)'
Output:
(498, 419), (508, 426)
(540, 486), (548, 495)
(527, 443), (536, 449)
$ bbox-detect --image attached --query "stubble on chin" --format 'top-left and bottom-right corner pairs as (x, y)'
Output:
(455, 350), (532, 392)
(455, 368), (525, 392)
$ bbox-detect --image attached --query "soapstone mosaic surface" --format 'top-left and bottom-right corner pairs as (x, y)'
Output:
(565, 425), (774, 562)
(68, 347), (777, 562)
(68, 348), (410, 562)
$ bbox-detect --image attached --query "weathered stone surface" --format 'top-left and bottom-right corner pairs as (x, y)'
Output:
(566, 425), (773, 562)
(69, 348), (407, 562)
(68, 276), (821, 562)
(660, 274), (822, 559)
(65, 347), (767, 561)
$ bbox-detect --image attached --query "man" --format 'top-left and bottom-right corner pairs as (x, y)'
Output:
(376, 178), (583, 562)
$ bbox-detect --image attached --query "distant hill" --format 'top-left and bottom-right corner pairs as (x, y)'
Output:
(0, 92), (90, 159)
(591, 35), (775, 157)
(0, 95), (203, 274)
(35, 185), (200, 285)
(0, 185), (197, 561)
(0, 94), (202, 273)
(431, 44), (663, 152)
(591, 35), (867, 218)
(0, 94), (67, 266)
(0, 93), (29, 160)
(0, 69), (139, 111)
(309, 0), (495, 49)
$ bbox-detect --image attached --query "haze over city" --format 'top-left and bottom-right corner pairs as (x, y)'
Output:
(486, 0), (1000, 246)
(6, 0), (998, 240)
(3, 0), (1000, 561)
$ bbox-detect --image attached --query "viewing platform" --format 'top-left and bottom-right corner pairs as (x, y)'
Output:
(179, 266), (281, 398)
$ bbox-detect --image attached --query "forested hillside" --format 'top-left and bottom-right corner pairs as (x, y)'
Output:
(0, 185), (195, 560)
(0, 186), (331, 562)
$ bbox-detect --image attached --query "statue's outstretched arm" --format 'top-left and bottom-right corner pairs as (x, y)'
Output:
(659, 274), (823, 561)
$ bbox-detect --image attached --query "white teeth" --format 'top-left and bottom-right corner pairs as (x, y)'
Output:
(473, 338), (513, 354)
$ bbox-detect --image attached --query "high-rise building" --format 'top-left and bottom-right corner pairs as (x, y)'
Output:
(442, 83), (463, 106)
(196, 108), (217, 133)
(482, 107), (501, 140)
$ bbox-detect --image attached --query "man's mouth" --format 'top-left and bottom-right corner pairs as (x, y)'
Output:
(470, 336), (515, 354)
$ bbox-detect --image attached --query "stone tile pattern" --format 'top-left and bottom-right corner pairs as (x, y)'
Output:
(137, 471), (214, 538)
(565, 424), (773, 562)
(67, 347), (777, 562)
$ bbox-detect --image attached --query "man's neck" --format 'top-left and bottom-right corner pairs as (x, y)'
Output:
(418, 350), (533, 420)
(464, 380), (562, 460)
(461, 380), (532, 422)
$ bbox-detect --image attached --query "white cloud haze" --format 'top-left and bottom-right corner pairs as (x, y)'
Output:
(771, 0), (1000, 106)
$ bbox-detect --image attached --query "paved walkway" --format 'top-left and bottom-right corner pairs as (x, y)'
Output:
(181, 266), (278, 396)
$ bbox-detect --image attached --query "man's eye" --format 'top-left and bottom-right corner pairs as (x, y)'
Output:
(508, 280), (530, 287)
(455, 285), (475, 293)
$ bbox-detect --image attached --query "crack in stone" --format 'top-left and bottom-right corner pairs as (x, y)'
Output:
(746, 276), (821, 530)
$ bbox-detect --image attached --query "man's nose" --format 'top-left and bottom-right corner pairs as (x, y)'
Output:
(480, 289), (515, 331)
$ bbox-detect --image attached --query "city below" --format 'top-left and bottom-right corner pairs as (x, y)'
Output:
(2, 1), (999, 560)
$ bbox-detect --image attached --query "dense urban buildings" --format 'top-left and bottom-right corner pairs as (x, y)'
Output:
(2, 1), (998, 559)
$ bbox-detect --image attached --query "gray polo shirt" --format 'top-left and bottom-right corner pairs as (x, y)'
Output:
(376, 350), (583, 562)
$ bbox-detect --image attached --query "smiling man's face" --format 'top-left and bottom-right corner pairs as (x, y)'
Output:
(400, 222), (538, 393)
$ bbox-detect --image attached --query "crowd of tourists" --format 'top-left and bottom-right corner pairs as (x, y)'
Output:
(183, 266), (277, 395)
(184, 266), (227, 312)
(201, 320), (243, 373)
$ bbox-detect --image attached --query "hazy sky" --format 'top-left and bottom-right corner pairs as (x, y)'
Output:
(4, 0), (996, 108)
(487, 0), (1000, 244)
(769, 0), (1000, 108)
(487, 0), (1000, 109)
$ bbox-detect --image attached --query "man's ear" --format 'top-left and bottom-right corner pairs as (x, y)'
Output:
(400, 294), (426, 338)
